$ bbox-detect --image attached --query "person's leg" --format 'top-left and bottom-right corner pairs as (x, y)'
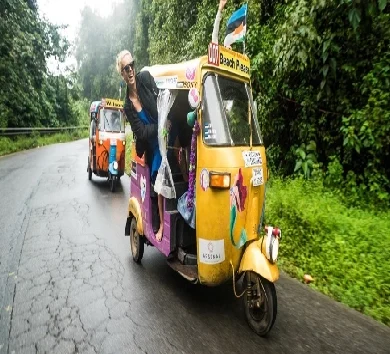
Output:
(155, 193), (164, 241)
(173, 136), (188, 182)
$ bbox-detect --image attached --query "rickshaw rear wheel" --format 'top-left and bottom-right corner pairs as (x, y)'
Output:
(130, 217), (144, 263)
(243, 271), (277, 337)
(88, 158), (92, 180)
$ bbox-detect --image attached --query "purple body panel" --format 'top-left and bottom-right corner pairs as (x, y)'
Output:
(130, 163), (172, 257)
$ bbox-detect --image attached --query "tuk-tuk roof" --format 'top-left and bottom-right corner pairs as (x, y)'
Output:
(90, 101), (101, 113)
(142, 58), (202, 90)
(142, 44), (251, 90)
(89, 98), (124, 113)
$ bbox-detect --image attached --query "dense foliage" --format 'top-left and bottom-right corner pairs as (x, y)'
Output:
(250, 0), (390, 207)
(265, 177), (390, 325)
(75, 0), (139, 101)
(0, 0), (83, 128)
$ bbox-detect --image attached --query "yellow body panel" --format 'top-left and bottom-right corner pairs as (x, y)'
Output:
(238, 240), (280, 282)
(196, 143), (268, 285)
(128, 197), (143, 235)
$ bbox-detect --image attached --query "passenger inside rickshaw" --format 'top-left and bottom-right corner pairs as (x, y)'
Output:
(110, 111), (122, 132)
(100, 109), (123, 132)
(166, 91), (193, 182)
(149, 90), (193, 233)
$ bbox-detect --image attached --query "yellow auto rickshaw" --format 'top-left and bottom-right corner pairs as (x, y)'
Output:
(88, 98), (126, 192)
(125, 42), (282, 336)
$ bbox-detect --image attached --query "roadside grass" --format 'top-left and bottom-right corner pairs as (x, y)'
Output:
(0, 129), (89, 157)
(265, 177), (390, 326)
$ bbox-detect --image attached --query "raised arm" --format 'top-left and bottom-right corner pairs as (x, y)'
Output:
(212, 0), (227, 43)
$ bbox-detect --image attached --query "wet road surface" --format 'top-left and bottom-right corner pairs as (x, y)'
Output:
(0, 139), (389, 354)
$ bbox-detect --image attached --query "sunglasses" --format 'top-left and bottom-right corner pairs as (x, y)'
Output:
(121, 61), (135, 74)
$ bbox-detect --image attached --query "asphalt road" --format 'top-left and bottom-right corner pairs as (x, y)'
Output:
(0, 139), (389, 354)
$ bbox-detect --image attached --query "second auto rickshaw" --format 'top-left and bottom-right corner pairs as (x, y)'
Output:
(125, 42), (282, 336)
(87, 98), (126, 192)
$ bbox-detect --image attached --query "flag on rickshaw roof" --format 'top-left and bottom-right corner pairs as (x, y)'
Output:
(223, 3), (248, 48)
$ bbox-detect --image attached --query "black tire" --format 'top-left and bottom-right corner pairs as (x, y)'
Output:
(88, 158), (92, 180)
(243, 271), (277, 337)
(130, 217), (144, 263)
(109, 174), (115, 192)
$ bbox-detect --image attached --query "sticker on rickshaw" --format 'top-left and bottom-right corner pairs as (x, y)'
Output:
(204, 124), (217, 140)
(131, 161), (137, 179)
(199, 238), (225, 264)
(90, 103), (97, 112)
(200, 168), (209, 191)
(251, 168), (264, 187)
(103, 98), (123, 108)
(183, 81), (197, 89)
(140, 175), (146, 203)
(185, 66), (196, 81)
(207, 42), (250, 77)
(188, 88), (200, 109)
(155, 76), (178, 89)
(242, 150), (262, 168)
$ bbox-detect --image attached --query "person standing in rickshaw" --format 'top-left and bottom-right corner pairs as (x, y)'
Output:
(110, 111), (121, 131)
(212, 0), (228, 45)
(116, 50), (166, 242)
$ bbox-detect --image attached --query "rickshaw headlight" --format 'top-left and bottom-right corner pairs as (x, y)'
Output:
(265, 226), (281, 264)
(113, 161), (118, 170)
(209, 172), (231, 189)
(122, 140), (126, 146)
(99, 139), (103, 145)
(270, 238), (279, 263)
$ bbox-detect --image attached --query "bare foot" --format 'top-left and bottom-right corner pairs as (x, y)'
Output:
(155, 226), (163, 242)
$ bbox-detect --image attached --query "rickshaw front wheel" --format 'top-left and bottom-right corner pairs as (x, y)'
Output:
(243, 271), (277, 337)
(130, 217), (144, 263)
(109, 173), (116, 192)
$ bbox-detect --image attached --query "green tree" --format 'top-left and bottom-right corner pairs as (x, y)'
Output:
(0, 0), (72, 128)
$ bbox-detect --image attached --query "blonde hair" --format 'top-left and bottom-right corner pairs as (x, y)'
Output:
(116, 50), (132, 74)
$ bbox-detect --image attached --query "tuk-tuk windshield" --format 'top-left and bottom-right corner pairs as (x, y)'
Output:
(99, 108), (125, 132)
(202, 74), (262, 146)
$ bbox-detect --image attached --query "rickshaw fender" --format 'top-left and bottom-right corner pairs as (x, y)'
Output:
(128, 197), (143, 235)
(238, 241), (279, 283)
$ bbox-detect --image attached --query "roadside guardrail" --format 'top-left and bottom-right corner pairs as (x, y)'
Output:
(0, 126), (89, 137)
